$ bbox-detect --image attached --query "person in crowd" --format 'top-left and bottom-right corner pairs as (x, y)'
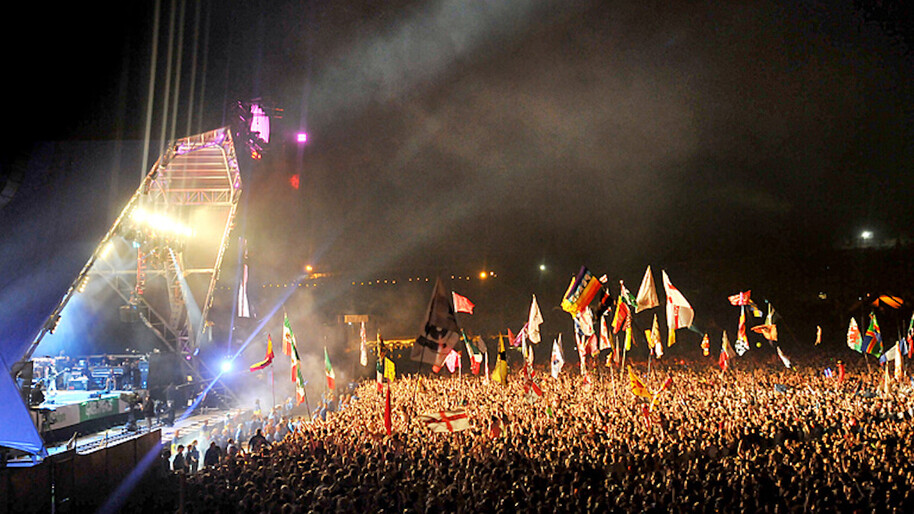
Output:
(186, 440), (199, 473)
(142, 393), (155, 432)
(171, 444), (186, 473)
(203, 440), (222, 468)
(248, 428), (270, 453)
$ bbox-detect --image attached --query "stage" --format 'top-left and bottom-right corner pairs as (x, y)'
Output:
(30, 389), (143, 444)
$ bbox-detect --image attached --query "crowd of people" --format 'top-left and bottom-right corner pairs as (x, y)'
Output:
(153, 353), (914, 513)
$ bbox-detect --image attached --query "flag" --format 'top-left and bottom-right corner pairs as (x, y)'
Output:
(635, 266), (660, 313)
(510, 324), (528, 347)
(650, 314), (663, 358)
(847, 318), (863, 353)
(598, 313), (611, 351)
(611, 295), (629, 335)
(419, 409), (471, 433)
(527, 295), (544, 344)
(444, 349), (460, 373)
(249, 334), (275, 371)
(359, 322), (368, 367)
(289, 330), (307, 405)
(815, 326), (822, 346)
(701, 333), (710, 357)
(879, 344), (897, 365)
(282, 312), (295, 357)
(719, 331), (734, 371)
(624, 312), (634, 352)
(384, 384), (392, 435)
(324, 347), (335, 390)
(376, 334), (387, 391)
(412, 278), (461, 372)
(561, 266), (602, 314)
(628, 366), (652, 398)
(619, 281), (637, 307)
(734, 307), (749, 356)
(237, 239), (251, 318)
(551, 337), (564, 378)
(907, 312), (914, 358)
(775, 345), (791, 369)
(728, 290), (751, 306)
(384, 357), (396, 382)
(574, 308), (595, 337)
(751, 323), (778, 342)
(452, 291), (475, 314)
(491, 335), (508, 385)
(463, 331), (484, 373)
(662, 270), (694, 334)
(862, 313), (883, 356)
(522, 361), (543, 397)
(747, 300), (763, 318)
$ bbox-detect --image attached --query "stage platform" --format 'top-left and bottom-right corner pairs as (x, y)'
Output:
(35, 405), (242, 458)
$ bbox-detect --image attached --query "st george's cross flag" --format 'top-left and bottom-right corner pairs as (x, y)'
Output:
(662, 271), (694, 341)
(419, 408), (471, 433)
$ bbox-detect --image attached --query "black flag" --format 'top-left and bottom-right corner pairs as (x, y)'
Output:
(412, 277), (461, 371)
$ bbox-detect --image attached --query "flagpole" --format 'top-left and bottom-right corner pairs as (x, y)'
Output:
(270, 366), (275, 410)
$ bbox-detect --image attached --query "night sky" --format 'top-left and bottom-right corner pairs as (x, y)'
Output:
(2, 0), (913, 371)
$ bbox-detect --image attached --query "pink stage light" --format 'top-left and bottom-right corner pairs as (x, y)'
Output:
(296, 132), (308, 143)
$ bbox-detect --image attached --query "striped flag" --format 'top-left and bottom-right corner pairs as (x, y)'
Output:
(249, 335), (274, 371)
(324, 347), (336, 390)
(282, 313), (295, 357)
(863, 313), (883, 356)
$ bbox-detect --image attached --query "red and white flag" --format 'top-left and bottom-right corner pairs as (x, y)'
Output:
(662, 271), (694, 332)
(419, 408), (471, 433)
(728, 290), (752, 306)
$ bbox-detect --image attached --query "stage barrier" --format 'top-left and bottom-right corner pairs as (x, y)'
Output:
(0, 429), (162, 513)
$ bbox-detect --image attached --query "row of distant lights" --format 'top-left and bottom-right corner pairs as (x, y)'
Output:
(218, 272), (497, 290)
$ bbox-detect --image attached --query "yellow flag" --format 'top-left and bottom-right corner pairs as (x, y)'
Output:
(491, 335), (508, 385)
(628, 366), (652, 398)
(384, 357), (396, 381)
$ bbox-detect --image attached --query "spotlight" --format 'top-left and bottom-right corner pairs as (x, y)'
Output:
(296, 132), (308, 143)
(220, 359), (233, 373)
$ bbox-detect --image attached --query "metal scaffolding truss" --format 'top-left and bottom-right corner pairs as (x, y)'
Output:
(21, 127), (243, 383)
